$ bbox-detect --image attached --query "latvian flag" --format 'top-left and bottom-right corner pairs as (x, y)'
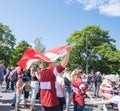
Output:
(17, 45), (69, 69)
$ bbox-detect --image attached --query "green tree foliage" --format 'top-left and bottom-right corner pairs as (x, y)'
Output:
(10, 40), (31, 66)
(34, 37), (45, 52)
(67, 25), (120, 73)
(0, 23), (16, 65)
(32, 37), (46, 67)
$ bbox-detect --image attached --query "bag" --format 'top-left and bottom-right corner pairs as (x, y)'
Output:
(94, 75), (102, 83)
(64, 77), (71, 86)
(9, 70), (17, 81)
(91, 76), (95, 82)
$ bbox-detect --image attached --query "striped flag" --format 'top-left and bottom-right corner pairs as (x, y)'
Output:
(17, 45), (69, 69)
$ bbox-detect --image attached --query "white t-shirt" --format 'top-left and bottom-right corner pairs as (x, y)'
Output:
(110, 96), (120, 111)
(56, 75), (65, 97)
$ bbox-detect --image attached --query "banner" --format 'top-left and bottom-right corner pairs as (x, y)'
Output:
(17, 45), (69, 69)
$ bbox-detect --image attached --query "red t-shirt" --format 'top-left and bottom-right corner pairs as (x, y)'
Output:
(40, 65), (64, 107)
(71, 77), (88, 106)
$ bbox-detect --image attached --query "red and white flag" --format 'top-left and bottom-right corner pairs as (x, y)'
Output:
(43, 45), (69, 61)
(17, 45), (69, 69)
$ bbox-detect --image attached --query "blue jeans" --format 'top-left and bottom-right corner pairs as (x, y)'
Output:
(30, 81), (39, 105)
(65, 86), (72, 109)
(11, 82), (16, 104)
(74, 103), (84, 111)
(11, 81), (14, 91)
(94, 82), (101, 96)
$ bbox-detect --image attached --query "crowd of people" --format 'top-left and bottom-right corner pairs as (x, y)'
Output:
(0, 46), (120, 111)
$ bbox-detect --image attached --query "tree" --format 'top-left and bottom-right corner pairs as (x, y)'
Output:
(67, 25), (120, 73)
(10, 40), (31, 66)
(0, 23), (16, 65)
(34, 37), (45, 52)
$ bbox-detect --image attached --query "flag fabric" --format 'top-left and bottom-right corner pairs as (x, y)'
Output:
(17, 45), (69, 69)
(44, 45), (69, 61)
(17, 48), (50, 69)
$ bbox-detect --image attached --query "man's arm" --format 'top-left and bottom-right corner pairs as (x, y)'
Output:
(92, 99), (112, 105)
(60, 46), (70, 68)
(35, 71), (40, 81)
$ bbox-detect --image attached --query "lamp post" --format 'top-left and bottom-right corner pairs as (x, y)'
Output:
(86, 33), (89, 75)
(85, 31), (94, 75)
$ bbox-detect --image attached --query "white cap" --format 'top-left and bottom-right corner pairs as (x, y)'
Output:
(108, 74), (118, 82)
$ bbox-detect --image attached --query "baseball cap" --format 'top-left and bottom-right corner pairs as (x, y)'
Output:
(16, 69), (21, 74)
(108, 74), (118, 82)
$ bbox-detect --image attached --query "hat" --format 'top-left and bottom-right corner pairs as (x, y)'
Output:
(16, 69), (21, 74)
(108, 74), (118, 82)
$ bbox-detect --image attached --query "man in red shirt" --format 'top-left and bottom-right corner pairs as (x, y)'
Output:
(40, 47), (70, 111)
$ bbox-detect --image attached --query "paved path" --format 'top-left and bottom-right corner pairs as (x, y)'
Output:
(0, 83), (103, 111)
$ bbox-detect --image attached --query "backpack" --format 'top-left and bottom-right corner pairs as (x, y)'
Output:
(9, 70), (17, 81)
(94, 75), (102, 83)
(64, 77), (71, 86)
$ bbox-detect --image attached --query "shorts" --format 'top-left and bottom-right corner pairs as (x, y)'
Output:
(42, 105), (60, 111)
(16, 94), (21, 103)
(58, 97), (66, 105)
(24, 91), (29, 99)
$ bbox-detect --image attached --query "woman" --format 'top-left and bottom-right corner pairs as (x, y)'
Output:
(0, 60), (5, 92)
(22, 69), (31, 108)
(63, 68), (72, 111)
(71, 69), (93, 111)
(30, 65), (40, 110)
(56, 71), (66, 111)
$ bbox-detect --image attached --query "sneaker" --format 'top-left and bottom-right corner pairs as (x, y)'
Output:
(30, 106), (36, 110)
(11, 103), (15, 107)
(21, 105), (28, 108)
(15, 110), (21, 111)
(97, 95), (101, 98)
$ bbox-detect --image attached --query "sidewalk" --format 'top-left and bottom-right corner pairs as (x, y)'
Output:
(0, 83), (102, 111)
(0, 86), (41, 111)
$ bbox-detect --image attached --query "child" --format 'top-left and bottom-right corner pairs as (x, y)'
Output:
(23, 79), (30, 108)
(15, 75), (26, 111)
